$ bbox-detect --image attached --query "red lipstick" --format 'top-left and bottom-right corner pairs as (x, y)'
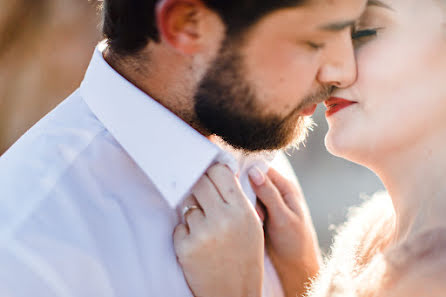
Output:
(324, 97), (357, 117)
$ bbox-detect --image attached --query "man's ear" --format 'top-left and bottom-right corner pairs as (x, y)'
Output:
(156, 0), (209, 55)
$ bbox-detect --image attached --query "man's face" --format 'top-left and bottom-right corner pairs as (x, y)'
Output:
(194, 0), (367, 152)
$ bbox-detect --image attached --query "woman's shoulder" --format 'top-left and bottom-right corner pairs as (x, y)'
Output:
(331, 191), (395, 265)
(305, 192), (395, 297)
(306, 194), (446, 297)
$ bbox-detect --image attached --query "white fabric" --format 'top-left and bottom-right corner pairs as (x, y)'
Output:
(0, 46), (285, 297)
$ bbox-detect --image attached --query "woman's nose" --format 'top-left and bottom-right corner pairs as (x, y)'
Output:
(317, 34), (357, 89)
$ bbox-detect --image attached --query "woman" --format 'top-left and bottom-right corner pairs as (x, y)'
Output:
(173, 0), (446, 296)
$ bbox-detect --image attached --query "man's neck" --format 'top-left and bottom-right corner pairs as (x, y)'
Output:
(103, 46), (209, 136)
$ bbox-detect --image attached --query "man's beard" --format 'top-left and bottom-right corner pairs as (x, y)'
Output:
(194, 39), (332, 152)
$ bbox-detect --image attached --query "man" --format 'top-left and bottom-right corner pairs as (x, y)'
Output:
(0, 0), (366, 296)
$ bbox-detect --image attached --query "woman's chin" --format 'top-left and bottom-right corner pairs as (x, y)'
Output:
(325, 133), (344, 157)
(324, 130), (361, 161)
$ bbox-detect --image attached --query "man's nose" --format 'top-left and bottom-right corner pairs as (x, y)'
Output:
(316, 33), (357, 89)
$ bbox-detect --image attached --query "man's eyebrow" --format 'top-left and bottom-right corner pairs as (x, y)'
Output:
(368, 0), (393, 10)
(319, 20), (356, 32)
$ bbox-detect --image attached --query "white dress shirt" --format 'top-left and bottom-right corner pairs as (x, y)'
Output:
(0, 45), (293, 297)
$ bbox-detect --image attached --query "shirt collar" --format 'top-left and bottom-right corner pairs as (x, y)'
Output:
(80, 45), (236, 208)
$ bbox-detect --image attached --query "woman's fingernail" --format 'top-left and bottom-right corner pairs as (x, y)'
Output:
(249, 167), (265, 186)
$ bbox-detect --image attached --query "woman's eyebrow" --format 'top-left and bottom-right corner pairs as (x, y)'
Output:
(368, 0), (394, 10)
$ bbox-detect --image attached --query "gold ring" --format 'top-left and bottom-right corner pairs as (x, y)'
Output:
(182, 205), (200, 218)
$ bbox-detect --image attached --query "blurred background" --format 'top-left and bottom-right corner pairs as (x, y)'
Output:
(0, 0), (100, 153)
(0, 0), (384, 252)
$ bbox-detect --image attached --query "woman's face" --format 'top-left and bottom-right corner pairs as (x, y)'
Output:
(324, 0), (446, 164)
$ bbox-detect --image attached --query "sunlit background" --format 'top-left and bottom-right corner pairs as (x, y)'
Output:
(0, 0), (385, 251)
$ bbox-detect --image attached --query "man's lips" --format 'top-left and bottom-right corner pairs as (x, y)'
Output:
(300, 104), (318, 116)
(324, 97), (357, 117)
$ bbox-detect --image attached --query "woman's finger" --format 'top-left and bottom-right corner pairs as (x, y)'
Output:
(268, 168), (303, 214)
(249, 167), (287, 219)
(192, 175), (225, 217)
(184, 207), (206, 233)
(267, 168), (298, 196)
(173, 223), (189, 248)
(206, 164), (243, 205)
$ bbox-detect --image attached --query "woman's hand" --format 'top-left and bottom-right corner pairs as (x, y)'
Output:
(249, 167), (322, 297)
(173, 164), (264, 297)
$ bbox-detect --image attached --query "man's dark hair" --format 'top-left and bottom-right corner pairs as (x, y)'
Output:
(102, 0), (304, 56)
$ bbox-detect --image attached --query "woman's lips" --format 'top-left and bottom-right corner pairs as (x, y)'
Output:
(324, 97), (357, 117)
(300, 104), (317, 116)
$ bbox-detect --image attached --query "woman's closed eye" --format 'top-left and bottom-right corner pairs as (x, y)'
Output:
(352, 28), (380, 46)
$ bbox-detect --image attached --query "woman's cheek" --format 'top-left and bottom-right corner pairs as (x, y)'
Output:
(324, 47), (403, 157)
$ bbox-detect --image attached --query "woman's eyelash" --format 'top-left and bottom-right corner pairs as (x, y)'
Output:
(305, 29), (378, 50)
(352, 29), (378, 40)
